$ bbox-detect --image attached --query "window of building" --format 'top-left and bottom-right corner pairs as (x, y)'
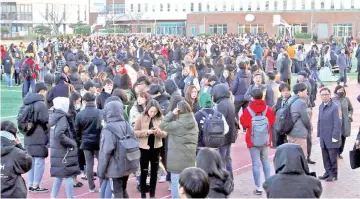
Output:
(257, 2), (260, 10)
(331, 0), (334, 9)
(311, 1), (315, 9)
(109, 4), (125, 14)
(215, 4), (218, 11)
(198, 3), (202, 11)
(77, 5), (80, 21)
(207, 2), (210, 11)
(183, 3), (186, 12)
(333, 24), (353, 37)
(231, 2), (234, 11)
(265, 1), (269, 10)
(292, 0), (296, 10)
(191, 3), (194, 11)
(238, 24), (264, 34)
(84, 5), (87, 21)
(209, 24), (227, 34)
(167, 3), (170, 12)
(292, 23), (308, 34)
(223, 2), (226, 11)
(160, 3), (163, 12)
(152, 4), (155, 12)
(190, 24), (197, 36)
(130, 4), (133, 12)
(138, 4), (141, 12)
(351, 0), (355, 8)
(145, 4), (148, 12)
(321, 0), (325, 9)
(175, 4), (178, 11)
(156, 22), (186, 35)
(283, 0), (287, 9)
(340, 0), (344, 9)
(274, 0), (278, 10)
(248, 1), (251, 11)
(301, 0), (305, 9)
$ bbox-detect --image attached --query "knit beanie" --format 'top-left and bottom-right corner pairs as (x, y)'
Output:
(199, 93), (213, 108)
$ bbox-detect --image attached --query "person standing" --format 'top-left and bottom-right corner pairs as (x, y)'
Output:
(1, 49), (14, 87)
(22, 82), (50, 193)
(265, 71), (280, 108)
(331, 86), (353, 159)
(337, 48), (349, 87)
(279, 52), (292, 85)
(273, 83), (291, 147)
(159, 101), (199, 199)
(317, 87), (341, 182)
(212, 83), (237, 179)
(22, 54), (39, 97)
(232, 61), (252, 119)
(75, 92), (103, 192)
(134, 100), (167, 198)
(286, 83), (312, 157)
(240, 88), (275, 195)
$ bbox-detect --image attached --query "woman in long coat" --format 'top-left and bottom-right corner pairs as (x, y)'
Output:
(332, 85), (354, 159)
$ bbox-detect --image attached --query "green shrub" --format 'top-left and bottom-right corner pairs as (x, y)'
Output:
(294, 32), (312, 39)
(1, 27), (9, 34)
(197, 33), (212, 38)
(34, 25), (52, 35)
(74, 25), (91, 35)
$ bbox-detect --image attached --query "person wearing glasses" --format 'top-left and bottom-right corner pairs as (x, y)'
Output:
(317, 87), (341, 182)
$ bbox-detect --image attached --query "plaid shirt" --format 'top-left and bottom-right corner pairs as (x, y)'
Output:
(56, 56), (66, 74)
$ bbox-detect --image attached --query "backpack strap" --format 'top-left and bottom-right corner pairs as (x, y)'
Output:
(247, 107), (256, 117)
(200, 109), (210, 120)
(105, 121), (131, 140)
(262, 107), (268, 116)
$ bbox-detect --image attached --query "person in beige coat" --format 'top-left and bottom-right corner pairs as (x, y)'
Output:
(134, 99), (167, 198)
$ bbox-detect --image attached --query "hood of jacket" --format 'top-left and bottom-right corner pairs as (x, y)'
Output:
(165, 79), (179, 95)
(248, 99), (267, 114)
(274, 143), (310, 175)
(154, 93), (171, 104)
(178, 113), (196, 130)
(53, 97), (70, 113)
(104, 100), (124, 122)
(69, 72), (81, 82)
(23, 92), (45, 105)
(210, 176), (234, 196)
(49, 108), (70, 127)
(212, 83), (230, 103)
(24, 58), (35, 65)
(0, 131), (16, 156)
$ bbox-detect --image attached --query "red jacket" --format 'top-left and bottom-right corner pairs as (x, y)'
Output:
(240, 100), (275, 148)
(22, 58), (39, 80)
(161, 48), (169, 60)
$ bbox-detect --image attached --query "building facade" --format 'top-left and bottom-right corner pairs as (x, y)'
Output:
(1, 0), (89, 37)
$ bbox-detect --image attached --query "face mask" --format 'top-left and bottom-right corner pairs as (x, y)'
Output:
(337, 92), (344, 97)
(75, 103), (81, 110)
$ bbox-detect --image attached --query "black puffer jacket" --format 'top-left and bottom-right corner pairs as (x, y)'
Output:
(49, 109), (80, 178)
(164, 79), (181, 97)
(154, 93), (171, 114)
(212, 84), (237, 145)
(1, 131), (32, 199)
(96, 91), (112, 110)
(23, 93), (49, 158)
(74, 102), (103, 150)
(69, 72), (83, 93)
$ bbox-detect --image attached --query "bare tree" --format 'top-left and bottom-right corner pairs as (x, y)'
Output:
(126, 11), (147, 33)
(38, 4), (71, 35)
(0, 2), (17, 37)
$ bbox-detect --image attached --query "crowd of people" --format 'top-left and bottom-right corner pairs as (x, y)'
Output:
(1, 32), (360, 199)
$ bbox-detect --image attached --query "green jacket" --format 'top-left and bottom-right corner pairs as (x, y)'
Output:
(160, 112), (199, 174)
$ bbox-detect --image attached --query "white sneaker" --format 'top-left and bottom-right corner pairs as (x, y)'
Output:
(159, 175), (166, 183)
(89, 188), (97, 193)
(168, 185), (171, 191)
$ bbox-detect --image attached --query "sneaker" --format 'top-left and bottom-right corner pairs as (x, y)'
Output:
(254, 189), (263, 195)
(307, 158), (316, 164)
(158, 175), (166, 183)
(168, 185), (171, 191)
(89, 188), (98, 193)
(338, 155), (343, 159)
(30, 187), (49, 193)
(29, 187), (35, 192)
(325, 176), (338, 182)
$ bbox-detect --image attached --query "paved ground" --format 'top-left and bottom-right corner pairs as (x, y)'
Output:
(1, 72), (359, 198)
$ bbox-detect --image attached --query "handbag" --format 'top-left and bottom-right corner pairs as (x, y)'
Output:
(349, 145), (360, 169)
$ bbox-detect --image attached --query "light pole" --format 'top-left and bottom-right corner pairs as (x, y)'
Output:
(310, 0), (314, 40)
(113, 0), (115, 36)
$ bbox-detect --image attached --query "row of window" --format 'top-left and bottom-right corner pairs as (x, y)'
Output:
(44, 4), (87, 23)
(108, 4), (125, 14)
(129, 0), (356, 13)
(189, 23), (353, 37)
(1, 3), (32, 13)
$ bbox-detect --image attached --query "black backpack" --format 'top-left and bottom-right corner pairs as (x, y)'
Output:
(200, 110), (225, 148)
(273, 97), (299, 136)
(104, 122), (140, 177)
(22, 62), (34, 79)
(17, 104), (36, 136)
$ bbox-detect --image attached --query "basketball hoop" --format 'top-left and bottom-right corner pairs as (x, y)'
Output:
(273, 15), (281, 25)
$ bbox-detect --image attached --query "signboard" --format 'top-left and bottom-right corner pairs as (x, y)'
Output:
(90, 0), (106, 13)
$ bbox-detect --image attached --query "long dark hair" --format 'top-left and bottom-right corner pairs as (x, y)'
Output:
(143, 99), (162, 119)
(177, 101), (192, 115)
(136, 92), (152, 113)
(69, 92), (82, 114)
(196, 148), (230, 181)
(334, 85), (346, 96)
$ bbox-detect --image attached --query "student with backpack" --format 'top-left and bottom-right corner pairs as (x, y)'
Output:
(194, 93), (229, 153)
(19, 82), (49, 193)
(22, 54), (39, 98)
(240, 88), (275, 195)
(98, 100), (140, 198)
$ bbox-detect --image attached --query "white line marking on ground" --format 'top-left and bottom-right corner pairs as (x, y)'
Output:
(1, 89), (22, 92)
(0, 115), (17, 119)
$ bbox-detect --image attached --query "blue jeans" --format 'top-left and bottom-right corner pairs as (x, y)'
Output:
(311, 69), (324, 85)
(249, 146), (271, 188)
(28, 157), (45, 186)
(5, 73), (12, 87)
(23, 79), (35, 98)
(218, 144), (233, 178)
(170, 173), (180, 198)
(50, 177), (74, 198)
(100, 179), (112, 198)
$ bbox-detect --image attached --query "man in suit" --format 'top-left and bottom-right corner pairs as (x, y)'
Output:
(317, 87), (341, 182)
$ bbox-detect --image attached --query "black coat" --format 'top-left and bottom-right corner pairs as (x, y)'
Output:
(49, 109), (80, 178)
(207, 175), (234, 198)
(154, 93), (171, 115)
(263, 144), (322, 198)
(69, 72), (83, 93)
(47, 80), (71, 104)
(96, 91), (112, 110)
(75, 102), (103, 150)
(212, 84), (237, 145)
(1, 133), (32, 198)
(23, 93), (49, 158)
